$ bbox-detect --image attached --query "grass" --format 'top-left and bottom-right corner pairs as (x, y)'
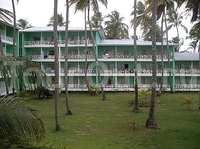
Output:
(25, 92), (200, 149)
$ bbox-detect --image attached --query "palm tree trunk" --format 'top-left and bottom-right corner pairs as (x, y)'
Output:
(133, 0), (139, 113)
(53, 0), (61, 131)
(64, 0), (71, 115)
(164, 12), (173, 92)
(158, 14), (164, 95)
(87, 5), (107, 101)
(84, 8), (90, 93)
(146, 0), (159, 129)
(0, 36), (9, 95)
(11, 0), (16, 94)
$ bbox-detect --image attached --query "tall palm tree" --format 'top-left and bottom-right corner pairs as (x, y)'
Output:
(84, 8), (91, 93)
(11, 0), (18, 57)
(47, 13), (66, 26)
(11, 0), (18, 94)
(104, 10), (129, 39)
(146, 0), (159, 129)
(130, 1), (161, 42)
(90, 12), (104, 29)
(17, 18), (32, 29)
(133, 0), (139, 113)
(64, 0), (72, 115)
(70, 0), (108, 101)
(146, 0), (175, 92)
(53, 0), (61, 131)
(0, 96), (45, 148)
(165, 10), (188, 51)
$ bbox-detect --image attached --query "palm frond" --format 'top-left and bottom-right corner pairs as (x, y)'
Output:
(0, 96), (45, 147)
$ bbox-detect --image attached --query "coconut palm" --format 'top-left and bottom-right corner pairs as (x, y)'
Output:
(47, 13), (65, 26)
(0, 96), (45, 148)
(146, 0), (159, 129)
(165, 10), (188, 50)
(145, 0), (175, 92)
(17, 18), (32, 29)
(104, 10), (129, 39)
(130, 1), (162, 42)
(70, 0), (108, 101)
(64, 0), (72, 115)
(53, 0), (61, 131)
(133, 0), (139, 113)
(90, 12), (104, 29)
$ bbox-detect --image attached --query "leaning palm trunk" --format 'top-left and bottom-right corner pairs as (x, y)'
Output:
(53, 0), (61, 131)
(87, 5), (107, 101)
(84, 8), (90, 93)
(164, 11), (173, 92)
(133, 0), (139, 113)
(11, 0), (16, 94)
(146, 0), (159, 129)
(158, 14), (164, 95)
(64, 0), (71, 115)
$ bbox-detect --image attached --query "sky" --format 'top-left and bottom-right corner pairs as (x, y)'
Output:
(1, 0), (195, 51)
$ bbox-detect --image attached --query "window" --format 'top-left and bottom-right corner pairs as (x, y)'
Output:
(177, 64), (186, 69)
(34, 37), (40, 41)
(32, 50), (41, 55)
(141, 77), (151, 84)
(141, 64), (151, 70)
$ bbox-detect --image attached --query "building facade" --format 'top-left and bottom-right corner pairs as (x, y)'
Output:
(0, 21), (19, 95)
(20, 26), (200, 92)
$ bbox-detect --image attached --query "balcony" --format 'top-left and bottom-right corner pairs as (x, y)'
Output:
(60, 55), (94, 60)
(175, 84), (200, 91)
(0, 86), (13, 96)
(1, 34), (13, 44)
(57, 84), (172, 91)
(98, 54), (170, 61)
(24, 39), (93, 47)
(175, 69), (200, 75)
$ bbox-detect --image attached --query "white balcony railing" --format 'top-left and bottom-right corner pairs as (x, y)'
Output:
(24, 39), (93, 46)
(1, 34), (13, 44)
(175, 84), (200, 91)
(175, 69), (200, 74)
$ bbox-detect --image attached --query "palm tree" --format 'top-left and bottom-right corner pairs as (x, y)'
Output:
(165, 10), (188, 51)
(53, 0), (61, 131)
(64, 0), (72, 115)
(130, 1), (162, 42)
(47, 13), (65, 26)
(11, 0), (20, 94)
(90, 12), (104, 29)
(0, 96), (45, 148)
(70, 0), (108, 101)
(17, 18), (32, 29)
(133, 0), (139, 113)
(104, 10), (129, 39)
(146, 0), (175, 92)
(146, 0), (159, 129)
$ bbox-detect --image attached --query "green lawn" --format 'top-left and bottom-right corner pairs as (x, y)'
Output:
(26, 92), (200, 149)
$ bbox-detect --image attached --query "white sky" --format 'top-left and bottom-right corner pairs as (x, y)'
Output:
(1, 0), (195, 51)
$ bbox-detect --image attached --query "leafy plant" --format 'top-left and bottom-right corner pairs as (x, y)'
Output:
(129, 120), (138, 131)
(0, 96), (45, 148)
(181, 97), (194, 109)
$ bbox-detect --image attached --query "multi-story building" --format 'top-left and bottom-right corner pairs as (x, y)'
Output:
(20, 26), (200, 92)
(0, 21), (19, 95)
